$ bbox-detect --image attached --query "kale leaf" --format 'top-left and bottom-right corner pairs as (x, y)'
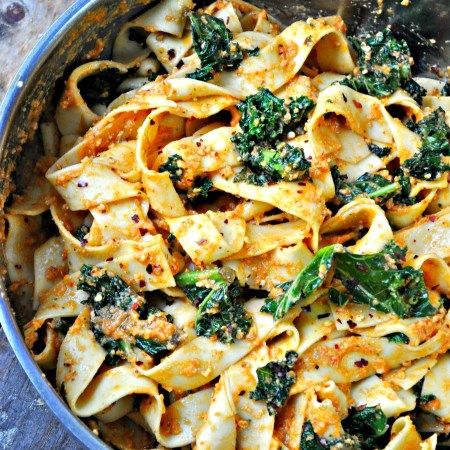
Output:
(341, 28), (412, 98)
(135, 337), (169, 356)
(261, 245), (336, 320)
(300, 421), (361, 450)
(261, 242), (438, 320)
(331, 166), (399, 205)
(342, 406), (389, 449)
(236, 87), (286, 141)
(392, 168), (417, 205)
(385, 332), (410, 344)
(175, 267), (252, 343)
(441, 81), (450, 96)
(249, 351), (298, 415)
(333, 247), (437, 319)
(74, 224), (90, 244)
(402, 107), (450, 180)
(187, 12), (243, 81)
(403, 79), (427, 104)
(368, 143), (391, 158)
(158, 154), (184, 181)
(78, 68), (126, 108)
(92, 327), (131, 366)
(231, 89), (314, 185)
(187, 176), (213, 201)
(77, 264), (139, 313)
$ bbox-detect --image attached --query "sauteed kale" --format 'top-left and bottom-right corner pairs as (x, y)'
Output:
(262, 242), (438, 320)
(232, 88), (314, 185)
(176, 267), (252, 343)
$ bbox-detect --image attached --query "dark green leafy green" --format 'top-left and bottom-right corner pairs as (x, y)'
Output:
(92, 327), (132, 366)
(300, 421), (361, 450)
(135, 337), (169, 356)
(419, 393), (436, 404)
(402, 107), (450, 180)
(77, 264), (139, 313)
(328, 287), (350, 306)
(176, 267), (252, 343)
(368, 143), (391, 158)
(187, 12), (243, 81)
(441, 81), (450, 96)
(249, 351), (298, 415)
(392, 168), (417, 205)
(342, 406), (389, 449)
(403, 79), (427, 104)
(158, 154), (184, 181)
(261, 242), (438, 320)
(187, 176), (213, 201)
(261, 245), (336, 320)
(333, 247), (437, 319)
(331, 166), (399, 205)
(385, 332), (410, 344)
(74, 224), (90, 243)
(341, 28), (412, 98)
(231, 89), (313, 185)
(78, 68), (126, 107)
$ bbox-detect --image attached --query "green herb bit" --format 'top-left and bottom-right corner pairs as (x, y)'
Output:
(74, 224), (90, 243)
(385, 332), (410, 344)
(403, 79), (426, 104)
(158, 154), (184, 182)
(187, 176), (213, 201)
(249, 351), (298, 415)
(368, 143), (391, 158)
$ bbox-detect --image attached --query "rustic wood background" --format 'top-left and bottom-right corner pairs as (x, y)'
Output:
(0, 2), (85, 448)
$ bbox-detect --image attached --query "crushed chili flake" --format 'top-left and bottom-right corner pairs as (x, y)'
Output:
(354, 358), (369, 368)
(347, 319), (357, 329)
(139, 280), (146, 288)
(139, 228), (149, 236)
(146, 264), (153, 274)
(131, 214), (140, 223)
(353, 100), (362, 109)
(429, 215), (437, 222)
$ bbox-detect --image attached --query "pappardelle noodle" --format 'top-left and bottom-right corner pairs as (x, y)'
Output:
(6, 0), (450, 448)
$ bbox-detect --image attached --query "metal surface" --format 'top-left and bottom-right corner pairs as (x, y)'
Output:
(0, 0), (448, 448)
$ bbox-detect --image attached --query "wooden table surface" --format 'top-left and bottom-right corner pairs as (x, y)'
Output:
(0, 1), (86, 449)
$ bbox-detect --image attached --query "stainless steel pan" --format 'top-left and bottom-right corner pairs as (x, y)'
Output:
(0, 0), (448, 447)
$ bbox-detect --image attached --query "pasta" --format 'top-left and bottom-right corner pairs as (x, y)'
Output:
(6, 0), (450, 448)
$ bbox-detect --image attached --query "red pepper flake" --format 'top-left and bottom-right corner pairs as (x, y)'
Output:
(131, 302), (139, 310)
(429, 214), (437, 222)
(105, 257), (113, 262)
(334, 344), (340, 349)
(146, 264), (153, 274)
(131, 214), (140, 223)
(197, 238), (208, 246)
(139, 228), (149, 236)
(139, 280), (146, 288)
(353, 100), (362, 109)
(196, 141), (202, 147)
(167, 48), (176, 60)
(347, 319), (357, 329)
(354, 358), (369, 368)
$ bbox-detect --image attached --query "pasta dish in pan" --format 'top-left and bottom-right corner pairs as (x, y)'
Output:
(5, 0), (450, 448)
